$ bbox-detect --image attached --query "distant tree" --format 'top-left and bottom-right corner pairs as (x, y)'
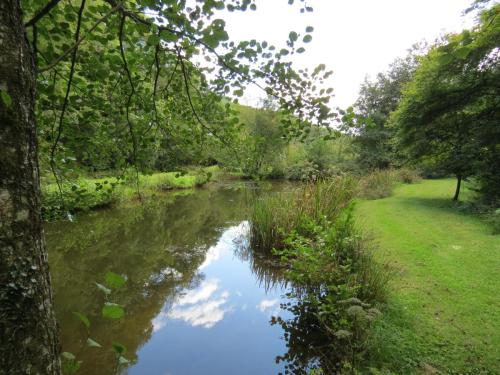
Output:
(392, 4), (500, 201)
(352, 47), (422, 170)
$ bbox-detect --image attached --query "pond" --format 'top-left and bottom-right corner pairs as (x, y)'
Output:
(45, 182), (299, 375)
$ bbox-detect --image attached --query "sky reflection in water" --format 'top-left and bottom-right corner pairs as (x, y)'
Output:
(128, 221), (288, 375)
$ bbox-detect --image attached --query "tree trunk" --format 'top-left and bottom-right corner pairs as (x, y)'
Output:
(0, 0), (61, 373)
(453, 174), (462, 201)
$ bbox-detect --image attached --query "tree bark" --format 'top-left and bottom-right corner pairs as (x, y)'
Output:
(453, 174), (462, 201)
(0, 0), (61, 373)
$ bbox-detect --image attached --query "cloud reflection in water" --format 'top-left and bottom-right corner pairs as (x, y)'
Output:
(152, 223), (250, 331)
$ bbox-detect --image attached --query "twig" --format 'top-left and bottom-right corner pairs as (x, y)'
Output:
(49, 0), (86, 212)
(38, 2), (120, 72)
(119, 13), (141, 198)
(24, 0), (62, 27)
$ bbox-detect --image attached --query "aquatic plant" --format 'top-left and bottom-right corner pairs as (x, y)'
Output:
(250, 176), (357, 251)
(250, 177), (390, 373)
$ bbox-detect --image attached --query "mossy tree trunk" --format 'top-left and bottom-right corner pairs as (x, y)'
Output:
(0, 0), (61, 373)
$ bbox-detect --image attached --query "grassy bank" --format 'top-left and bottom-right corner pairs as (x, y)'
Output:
(357, 179), (499, 373)
(250, 178), (390, 373)
(41, 166), (220, 220)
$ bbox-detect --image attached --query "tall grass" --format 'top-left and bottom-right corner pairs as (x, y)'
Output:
(250, 176), (391, 372)
(359, 170), (397, 200)
(359, 168), (421, 200)
(395, 168), (421, 184)
(250, 176), (357, 251)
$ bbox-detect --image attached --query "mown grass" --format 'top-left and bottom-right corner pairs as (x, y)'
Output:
(356, 179), (500, 374)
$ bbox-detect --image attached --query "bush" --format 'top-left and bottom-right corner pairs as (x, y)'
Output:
(395, 168), (421, 184)
(486, 208), (500, 235)
(359, 170), (397, 200)
(42, 179), (119, 220)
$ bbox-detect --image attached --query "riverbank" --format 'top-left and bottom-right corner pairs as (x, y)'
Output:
(41, 166), (221, 220)
(357, 179), (500, 373)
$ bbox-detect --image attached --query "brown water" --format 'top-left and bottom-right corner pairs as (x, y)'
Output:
(45, 182), (296, 375)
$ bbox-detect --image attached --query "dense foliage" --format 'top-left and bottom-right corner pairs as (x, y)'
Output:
(351, 48), (421, 170)
(17, 0), (337, 189)
(392, 4), (499, 203)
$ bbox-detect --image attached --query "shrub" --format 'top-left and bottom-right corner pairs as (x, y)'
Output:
(395, 168), (421, 184)
(487, 209), (500, 235)
(42, 179), (118, 220)
(359, 170), (397, 200)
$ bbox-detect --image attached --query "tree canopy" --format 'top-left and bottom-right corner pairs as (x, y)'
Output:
(392, 4), (500, 201)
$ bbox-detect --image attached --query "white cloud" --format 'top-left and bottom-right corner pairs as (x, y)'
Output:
(257, 298), (279, 314)
(176, 279), (219, 305)
(168, 295), (231, 328)
(153, 279), (232, 330)
(199, 222), (249, 270)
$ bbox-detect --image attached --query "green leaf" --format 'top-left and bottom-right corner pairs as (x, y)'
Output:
(72, 312), (90, 329)
(62, 352), (76, 360)
(454, 46), (471, 59)
(102, 303), (124, 319)
(306, 26), (314, 33)
(86, 338), (102, 348)
(118, 356), (130, 365)
(105, 271), (127, 289)
(146, 34), (160, 46)
(289, 31), (298, 42)
(438, 53), (454, 65)
(296, 47), (305, 54)
(112, 341), (127, 355)
(1, 90), (12, 107)
(95, 282), (111, 295)
(302, 34), (312, 43)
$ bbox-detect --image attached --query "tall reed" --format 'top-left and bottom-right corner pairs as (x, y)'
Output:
(250, 176), (357, 251)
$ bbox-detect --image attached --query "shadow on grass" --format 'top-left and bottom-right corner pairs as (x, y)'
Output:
(395, 196), (484, 219)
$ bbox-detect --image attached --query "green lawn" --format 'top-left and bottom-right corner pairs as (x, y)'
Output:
(356, 179), (499, 374)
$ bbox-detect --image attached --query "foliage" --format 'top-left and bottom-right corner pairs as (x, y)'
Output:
(42, 178), (119, 220)
(41, 167), (217, 220)
(212, 103), (356, 180)
(64, 271), (130, 374)
(488, 209), (500, 235)
(250, 177), (357, 250)
(349, 47), (422, 170)
(358, 169), (421, 200)
(392, 5), (500, 202)
(395, 168), (421, 184)
(359, 170), (397, 200)
(21, 0), (336, 188)
(250, 177), (389, 372)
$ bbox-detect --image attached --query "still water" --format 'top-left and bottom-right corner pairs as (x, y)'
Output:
(45, 182), (293, 375)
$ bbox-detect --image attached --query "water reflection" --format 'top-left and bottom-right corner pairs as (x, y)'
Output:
(45, 184), (291, 375)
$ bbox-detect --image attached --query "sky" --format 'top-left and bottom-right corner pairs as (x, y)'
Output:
(223, 0), (476, 109)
